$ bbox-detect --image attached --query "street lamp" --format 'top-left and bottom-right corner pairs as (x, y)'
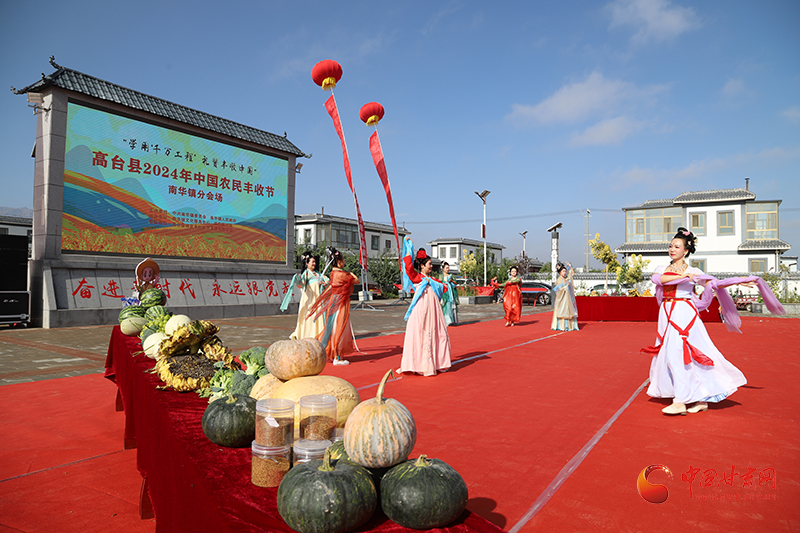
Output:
(519, 231), (528, 259)
(475, 190), (491, 286)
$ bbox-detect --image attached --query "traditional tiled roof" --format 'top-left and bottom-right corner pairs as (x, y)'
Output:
(614, 242), (670, 253)
(0, 215), (33, 226)
(426, 237), (505, 249)
(626, 188), (759, 210)
(13, 58), (305, 157)
(674, 188), (756, 204)
(738, 239), (791, 251)
(294, 213), (410, 235)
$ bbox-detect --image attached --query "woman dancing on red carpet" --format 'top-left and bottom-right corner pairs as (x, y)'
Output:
(503, 265), (522, 327)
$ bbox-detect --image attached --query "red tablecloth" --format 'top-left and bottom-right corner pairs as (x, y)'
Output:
(104, 327), (504, 533)
(575, 296), (722, 322)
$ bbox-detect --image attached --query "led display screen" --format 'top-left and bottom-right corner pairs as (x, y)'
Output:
(62, 102), (288, 262)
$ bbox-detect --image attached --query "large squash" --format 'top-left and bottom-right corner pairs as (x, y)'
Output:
(271, 375), (360, 440)
(380, 455), (469, 529)
(264, 338), (326, 381)
(343, 369), (416, 469)
(277, 448), (376, 533)
(201, 393), (256, 448)
(249, 373), (285, 401)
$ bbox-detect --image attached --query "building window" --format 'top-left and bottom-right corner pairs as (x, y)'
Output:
(718, 211), (735, 236)
(691, 258), (706, 271)
(303, 228), (312, 243)
(371, 235), (379, 250)
(331, 222), (358, 249)
(690, 212), (706, 236)
(450, 246), (457, 258)
(746, 203), (778, 240)
(749, 259), (767, 272)
(385, 239), (391, 250)
(316, 227), (327, 244)
(625, 207), (681, 243)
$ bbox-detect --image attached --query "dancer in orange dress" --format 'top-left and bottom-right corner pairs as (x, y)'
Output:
(503, 265), (522, 327)
(308, 247), (358, 366)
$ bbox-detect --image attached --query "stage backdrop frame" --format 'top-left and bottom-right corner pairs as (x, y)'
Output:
(18, 63), (306, 328)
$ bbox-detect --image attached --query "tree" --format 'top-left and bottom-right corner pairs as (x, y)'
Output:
(539, 262), (552, 274)
(516, 256), (539, 277)
(459, 252), (479, 282)
(367, 251), (401, 298)
(589, 233), (620, 288)
(616, 254), (651, 294)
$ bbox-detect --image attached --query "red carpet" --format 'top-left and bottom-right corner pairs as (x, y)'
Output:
(2, 315), (798, 532)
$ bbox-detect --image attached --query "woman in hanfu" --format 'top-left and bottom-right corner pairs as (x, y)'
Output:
(308, 247), (359, 366)
(643, 227), (784, 415)
(439, 261), (459, 326)
(503, 265), (523, 327)
(280, 251), (328, 340)
(551, 262), (579, 331)
(398, 237), (452, 376)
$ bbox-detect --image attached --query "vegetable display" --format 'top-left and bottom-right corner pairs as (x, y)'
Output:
(264, 338), (326, 381)
(277, 449), (377, 533)
(380, 455), (469, 529)
(343, 369), (416, 469)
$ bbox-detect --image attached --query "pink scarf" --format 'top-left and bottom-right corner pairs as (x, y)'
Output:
(652, 272), (785, 334)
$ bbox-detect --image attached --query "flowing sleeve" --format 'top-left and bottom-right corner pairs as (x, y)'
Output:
(279, 272), (301, 312)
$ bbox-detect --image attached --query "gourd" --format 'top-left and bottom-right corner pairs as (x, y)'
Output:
(327, 439), (349, 462)
(264, 338), (326, 381)
(201, 393), (256, 448)
(277, 448), (376, 533)
(249, 373), (285, 401)
(343, 369), (416, 469)
(272, 375), (360, 437)
(380, 455), (469, 529)
(120, 316), (147, 336)
(142, 332), (168, 359)
(164, 314), (192, 336)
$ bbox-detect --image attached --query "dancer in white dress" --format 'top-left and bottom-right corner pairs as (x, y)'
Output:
(645, 228), (754, 416)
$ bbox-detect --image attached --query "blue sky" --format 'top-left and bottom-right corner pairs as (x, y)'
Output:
(2, 0), (798, 268)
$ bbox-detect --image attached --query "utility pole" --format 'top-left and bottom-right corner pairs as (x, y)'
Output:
(582, 209), (591, 271)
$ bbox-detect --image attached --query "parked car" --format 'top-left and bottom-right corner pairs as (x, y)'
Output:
(511, 280), (554, 306)
(350, 283), (383, 300)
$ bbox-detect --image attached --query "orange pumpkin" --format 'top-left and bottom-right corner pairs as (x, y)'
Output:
(264, 338), (326, 381)
(343, 369), (416, 469)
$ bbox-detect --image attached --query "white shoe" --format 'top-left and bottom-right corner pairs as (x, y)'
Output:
(687, 402), (708, 413)
(333, 359), (350, 366)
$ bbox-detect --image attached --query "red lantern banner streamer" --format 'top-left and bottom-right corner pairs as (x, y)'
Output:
(324, 95), (368, 269)
(368, 131), (400, 253)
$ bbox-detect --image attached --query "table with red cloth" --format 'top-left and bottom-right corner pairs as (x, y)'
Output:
(104, 327), (504, 533)
(575, 296), (722, 322)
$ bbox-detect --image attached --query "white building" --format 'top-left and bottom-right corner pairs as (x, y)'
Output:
(615, 184), (791, 273)
(427, 237), (505, 274)
(0, 215), (33, 258)
(294, 212), (410, 258)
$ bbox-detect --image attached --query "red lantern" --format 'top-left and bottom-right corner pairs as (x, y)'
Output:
(359, 102), (385, 127)
(311, 60), (343, 91)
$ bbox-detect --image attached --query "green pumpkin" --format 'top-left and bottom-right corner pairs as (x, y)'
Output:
(327, 440), (349, 462)
(201, 393), (256, 448)
(380, 455), (469, 530)
(277, 449), (377, 533)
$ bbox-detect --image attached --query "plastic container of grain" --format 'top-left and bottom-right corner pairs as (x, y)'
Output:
(255, 398), (295, 447)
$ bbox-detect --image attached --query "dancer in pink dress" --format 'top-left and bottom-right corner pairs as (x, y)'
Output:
(397, 237), (452, 376)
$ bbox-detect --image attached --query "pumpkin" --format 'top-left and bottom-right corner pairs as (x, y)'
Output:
(344, 369), (416, 469)
(142, 332), (168, 359)
(201, 393), (256, 448)
(277, 448), (376, 533)
(327, 439), (349, 462)
(249, 373), (285, 401)
(272, 375), (360, 439)
(264, 338), (326, 381)
(380, 455), (469, 529)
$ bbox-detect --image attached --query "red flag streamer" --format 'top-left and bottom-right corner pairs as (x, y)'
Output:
(368, 130), (400, 253)
(324, 94), (368, 269)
